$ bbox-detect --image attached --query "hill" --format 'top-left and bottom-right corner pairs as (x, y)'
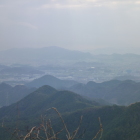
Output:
(1, 85), (140, 139)
(60, 102), (140, 140)
(0, 85), (99, 119)
(26, 75), (78, 88)
(113, 75), (140, 82)
(69, 80), (140, 105)
(0, 83), (36, 107)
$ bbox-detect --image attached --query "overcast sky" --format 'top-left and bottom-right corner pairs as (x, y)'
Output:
(0, 0), (140, 54)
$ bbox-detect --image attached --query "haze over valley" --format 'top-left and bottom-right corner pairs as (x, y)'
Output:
(1, 46), (140, 85)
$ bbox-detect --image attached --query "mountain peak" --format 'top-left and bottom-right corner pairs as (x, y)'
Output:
(42, 75), (59, 80)
(26, 75), (78, 89)
(34, 85), (58, 95)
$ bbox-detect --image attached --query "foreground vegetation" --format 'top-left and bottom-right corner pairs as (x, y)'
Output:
(1, 108), (103, 140)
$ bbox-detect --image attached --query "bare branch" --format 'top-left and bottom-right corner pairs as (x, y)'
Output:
(23, 126), (36, 140)
(92, 117), (103, 140)
(51, 107), (70, 139)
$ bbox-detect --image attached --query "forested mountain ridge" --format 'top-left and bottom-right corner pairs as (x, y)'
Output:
(25, 76), (140, 106)
(0, 85), (140, 139)
(69, 79), (140, 105)
(0, 85), (99, 119)
(0, 86), (140, 140)
(63, 101), (140, 140)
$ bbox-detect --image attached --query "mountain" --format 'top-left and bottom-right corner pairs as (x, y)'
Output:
(0, 85), (99, 119)
(0, 46), (93, 64)
(1, 85), (140, 139)
(69, 80), (140, 105)
(113, 75), (140, 82)
(26, 75), (78, 89)
(0, 83), (36, 107)
(60, 102), (140, 140)
(0, 85), (99, 139)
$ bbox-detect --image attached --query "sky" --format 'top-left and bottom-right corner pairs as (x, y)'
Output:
(0, 0), (140, 54)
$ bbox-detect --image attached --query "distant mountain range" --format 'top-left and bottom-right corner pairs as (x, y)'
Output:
(0, 83), (36, 107)
(113, 75), (140, 82)
(0, 46), (93, 64)
(26, 75), (78, 89)
(69, 79), (140, 105)
(2, 46), (140, 63)
(25, 75), (140, 106)
(1, 46), (140, 66)
(1, 74), (140, 107)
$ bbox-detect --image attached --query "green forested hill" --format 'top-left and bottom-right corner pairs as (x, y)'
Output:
(0, 85), (99, 119)
(50, 102), (140, 140)
(0, 85), (140, 140)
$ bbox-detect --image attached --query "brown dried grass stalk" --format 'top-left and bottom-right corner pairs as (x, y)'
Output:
(2, 107), (103, 140)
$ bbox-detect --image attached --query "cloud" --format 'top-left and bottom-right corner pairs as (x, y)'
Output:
(0, 5), (4, 7)
(39, 3), (85, 9)
(135, 1), (140, 4)
(18, 22), (38, 30)
(2, 0), (140, 12)
(33, 0), (140, 12)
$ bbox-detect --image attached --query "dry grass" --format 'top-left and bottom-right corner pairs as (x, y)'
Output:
(2, 107), (103, 140)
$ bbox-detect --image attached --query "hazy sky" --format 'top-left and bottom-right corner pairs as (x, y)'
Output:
(0, 0), (140, 54)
